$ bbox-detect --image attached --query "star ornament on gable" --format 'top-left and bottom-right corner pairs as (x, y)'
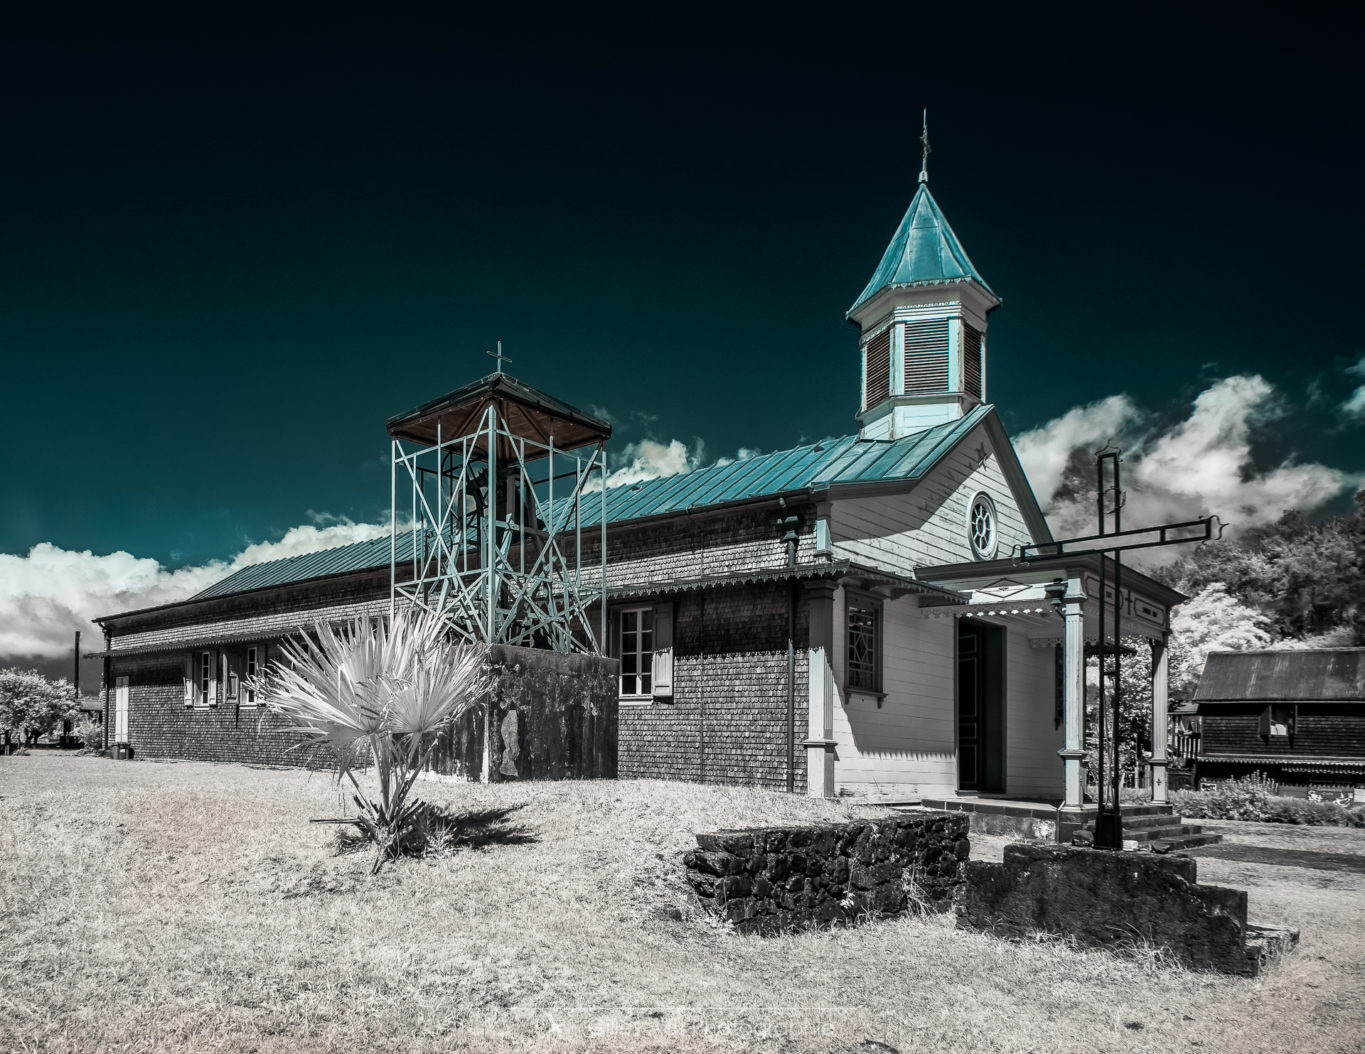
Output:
(973, 442), (989, 466)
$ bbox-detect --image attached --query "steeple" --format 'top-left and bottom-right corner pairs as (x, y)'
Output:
(849, 125), (999, 440)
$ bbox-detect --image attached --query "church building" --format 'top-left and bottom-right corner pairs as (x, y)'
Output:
(96, 159), (1185, 829)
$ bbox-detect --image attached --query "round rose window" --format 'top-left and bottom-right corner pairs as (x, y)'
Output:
(969, 493), (998, 560)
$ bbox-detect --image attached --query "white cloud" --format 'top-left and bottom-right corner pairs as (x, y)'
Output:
(0, 517), (392, 662)
(1343, 383), (1365, 421)
(1329, 354), (1365, 421)
(230, 521), (390, 567)
(1016, 375), (1361, 561)
(602, 438), (704, 488)
(1014, 394), (1142, 509)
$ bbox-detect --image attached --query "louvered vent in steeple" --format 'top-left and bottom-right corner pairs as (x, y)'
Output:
(903, 319), (949, 394)
(863, 329), (890, 409)
(963, 323), (983, 400)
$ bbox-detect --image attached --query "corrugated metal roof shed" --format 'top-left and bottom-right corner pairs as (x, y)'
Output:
(849, 183), (995, 314)
(1195, 649), (1365, 703)
(189, 410), (988, 603)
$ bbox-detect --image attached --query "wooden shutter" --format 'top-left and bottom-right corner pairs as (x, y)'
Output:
(963, 324), (983, 399)
(903, 319), (950, 393)
(863, 329), (891, 408)
(183, 654), (195, 707)
(651, 601), (674, 700)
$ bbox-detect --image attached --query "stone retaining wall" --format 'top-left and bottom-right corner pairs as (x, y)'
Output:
(683, 813), (969, 934)
(958, 843), (1298, 976)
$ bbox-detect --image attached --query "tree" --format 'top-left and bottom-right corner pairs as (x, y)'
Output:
(1166, 584), (1276, 698)
(1085, 638), (1158, 792)
(256, 608), (491, 872)
(1173, 495), (1365, 645)
(0, 668), (80, 745)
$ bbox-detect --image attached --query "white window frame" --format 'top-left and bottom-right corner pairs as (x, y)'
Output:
(198, 650), (213, 708)
(610, 602), (674, 705)
(244, 646), (259, 707)
(114, 675), (130, 744)
(618, 605), (655, 702)
(967, 492), (999, 561)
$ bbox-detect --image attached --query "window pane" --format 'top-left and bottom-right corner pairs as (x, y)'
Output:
(641, 672), (651, 694)
(622, 652), (637, 676)
(623, 610), (637, 633)
(848, 604), (877, 690)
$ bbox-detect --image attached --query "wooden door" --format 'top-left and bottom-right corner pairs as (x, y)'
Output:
(957, 622), (1004, 793)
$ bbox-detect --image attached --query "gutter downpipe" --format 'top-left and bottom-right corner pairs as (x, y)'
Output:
(779, 500), (800, 794)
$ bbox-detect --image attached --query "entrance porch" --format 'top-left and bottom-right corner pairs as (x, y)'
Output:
(918, 553), (1189, 829)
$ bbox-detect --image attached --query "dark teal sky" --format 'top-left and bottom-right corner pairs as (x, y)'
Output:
(2, 11), (1362, 571)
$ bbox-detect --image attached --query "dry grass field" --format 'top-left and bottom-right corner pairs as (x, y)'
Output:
(2, 753), (1363, 1053)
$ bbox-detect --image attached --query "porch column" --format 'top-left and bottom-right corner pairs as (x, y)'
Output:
(1149, 635), (1170, 805)
(802, 581), (838, 798)
(1058, 574), (1087, 814)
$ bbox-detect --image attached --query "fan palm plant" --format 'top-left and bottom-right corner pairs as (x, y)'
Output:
(256, 607), (490, 871)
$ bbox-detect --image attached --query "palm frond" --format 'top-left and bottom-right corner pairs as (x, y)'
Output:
(255, 606), (493, 869)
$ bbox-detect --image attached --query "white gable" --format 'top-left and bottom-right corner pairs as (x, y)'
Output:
(826, 420), (1047, 576)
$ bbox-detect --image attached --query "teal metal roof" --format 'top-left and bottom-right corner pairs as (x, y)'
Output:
(576, 405), (990, 527)
(849, 183), (994, 315)
(188, 407), (990, 602)
(191, 534), (416, 601)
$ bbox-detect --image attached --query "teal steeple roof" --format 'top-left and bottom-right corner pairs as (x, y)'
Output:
(848, 183), (994, 315)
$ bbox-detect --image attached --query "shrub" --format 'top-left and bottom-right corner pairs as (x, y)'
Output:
(1173, 773), (1365, 827)
(1172, 773), (1275, 821)
(75, 717), (103, 750)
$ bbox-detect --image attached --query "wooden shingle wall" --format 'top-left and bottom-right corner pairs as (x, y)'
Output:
(618, 583), (810, 792)
(1201, 704), (1365, 760)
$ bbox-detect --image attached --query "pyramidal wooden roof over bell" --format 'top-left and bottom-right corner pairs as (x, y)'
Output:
(848, 182), (996, 316)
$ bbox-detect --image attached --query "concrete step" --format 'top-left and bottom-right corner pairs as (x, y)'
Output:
(1151, 831), (1223, 851)
(1114, 804), (1178, 819)
(1078, 815), (1224, 851)
(1124, 823), (1212, 842)
(1120, 811), (1182, 830)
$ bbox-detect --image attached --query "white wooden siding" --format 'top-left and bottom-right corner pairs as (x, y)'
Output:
(831, 590), (957, 797)
(829, 429), (1035, 576)
(829, 592), (1064, 799)
(1002, 627), (1062, 798)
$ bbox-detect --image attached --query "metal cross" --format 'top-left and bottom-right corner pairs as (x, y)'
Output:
(487, 340), (512, 373)
(919, 109), (931, 184)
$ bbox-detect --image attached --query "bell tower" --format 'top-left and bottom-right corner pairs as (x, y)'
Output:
(848, 117), (999, 439)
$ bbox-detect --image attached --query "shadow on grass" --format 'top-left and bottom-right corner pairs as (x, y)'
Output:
(1187, 843), (1365, 874)
(334, 803), (538, 859)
